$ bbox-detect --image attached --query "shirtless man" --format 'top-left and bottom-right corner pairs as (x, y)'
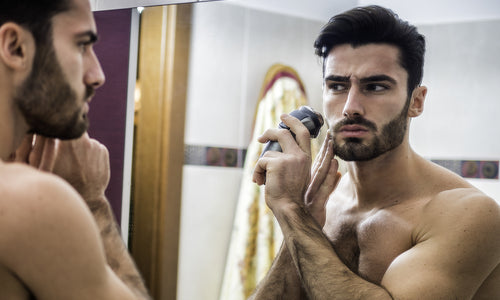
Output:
(252, 5), (500, 299)
(0, 0), (150, 298)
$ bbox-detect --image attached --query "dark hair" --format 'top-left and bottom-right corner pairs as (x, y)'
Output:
(314, 5), (425, 96)
(0, 0), (72, 49)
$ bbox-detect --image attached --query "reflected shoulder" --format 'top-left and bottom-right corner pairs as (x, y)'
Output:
(420, 187), (500, 242)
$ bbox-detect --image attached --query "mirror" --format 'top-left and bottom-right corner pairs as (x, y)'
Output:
(178, 2), (500, 300)
(92, 1), (500, 299)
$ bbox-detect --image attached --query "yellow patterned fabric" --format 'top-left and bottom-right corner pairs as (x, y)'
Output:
(219, 64), (323, 300)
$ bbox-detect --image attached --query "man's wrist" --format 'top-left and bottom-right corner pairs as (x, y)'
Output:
(272, 200), (306, 223)
(84, 193), (108, 210)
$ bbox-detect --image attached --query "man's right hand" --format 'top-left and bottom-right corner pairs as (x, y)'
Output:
(51, 133), (110, 203)
(13, 133), (110, 204)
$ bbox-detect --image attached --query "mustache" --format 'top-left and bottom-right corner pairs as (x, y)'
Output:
(333, 115), (378, 133)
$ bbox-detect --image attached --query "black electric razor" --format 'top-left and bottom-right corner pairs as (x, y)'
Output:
(261, 106), (324, 155)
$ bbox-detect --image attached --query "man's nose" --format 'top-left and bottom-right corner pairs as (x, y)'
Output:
(342, 88), (364, 118)
(85, 49), (105, 89)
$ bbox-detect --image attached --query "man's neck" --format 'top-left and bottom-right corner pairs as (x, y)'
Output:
(0, 89), (29, 161)
(344, 141), (422, 209)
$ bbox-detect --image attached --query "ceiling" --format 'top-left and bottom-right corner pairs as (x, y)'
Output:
(93, 0), (500, 24)
(225, 0), (500, 24)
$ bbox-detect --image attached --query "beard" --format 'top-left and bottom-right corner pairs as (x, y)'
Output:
(332, 99), (410, 161)
(13, 41), (93, 140)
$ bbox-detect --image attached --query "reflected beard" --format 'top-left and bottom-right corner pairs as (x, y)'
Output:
(14, 42), (90, 140)
(332, 100), (410, 161)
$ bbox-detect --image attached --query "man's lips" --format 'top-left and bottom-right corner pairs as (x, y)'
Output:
(338, 124), (369, 138)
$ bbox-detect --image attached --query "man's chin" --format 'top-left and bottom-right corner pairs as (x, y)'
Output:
(29, 121), (88, 140)
(334, 141), (378, 162)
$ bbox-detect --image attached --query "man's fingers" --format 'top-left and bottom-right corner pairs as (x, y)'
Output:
(318, 159), (341, 206)
(29, 135), (47, 167)
(257, 112), (320, 157)
(324, 159), (341, 194)
(13, 134), (34, 163)
(253, 157), (269, 185)
(311, 131), (333, 176)
(279, 114), (311, 155)
(258, 127), (297, 155)
(38, 138), (59, 171)
(307, 156), (341, 208)
(309, 133), (335, 194)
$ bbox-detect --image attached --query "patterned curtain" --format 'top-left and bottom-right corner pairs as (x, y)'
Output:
(219, 64), (323, 300)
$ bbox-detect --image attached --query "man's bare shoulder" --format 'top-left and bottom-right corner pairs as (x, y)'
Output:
(424, 158), (476, 190)
(0, 162), (83, 207)
(0, 162), (97, 260)
(0, 162), (114, 298)
(415, 159), (499, 223)
(417, 183), (500, 252)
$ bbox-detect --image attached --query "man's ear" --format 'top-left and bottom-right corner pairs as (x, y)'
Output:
(408, 86), (427, 118)
(0, 22), (34, 71)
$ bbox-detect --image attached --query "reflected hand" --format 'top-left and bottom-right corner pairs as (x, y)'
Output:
(304, 131), (341, 228)
(253, 114), (313, 210)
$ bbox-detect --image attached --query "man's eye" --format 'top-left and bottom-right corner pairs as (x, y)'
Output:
(329, 83), (347, 92)
(366, 83), (388, 92)
(78, 41), (92, 52)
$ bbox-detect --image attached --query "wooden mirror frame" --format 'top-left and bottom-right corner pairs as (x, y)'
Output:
(131, 4), (191, 300)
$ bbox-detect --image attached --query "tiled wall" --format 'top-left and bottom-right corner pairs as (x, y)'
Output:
(433, 160), (499, 179)
(185, 145), (247, 168)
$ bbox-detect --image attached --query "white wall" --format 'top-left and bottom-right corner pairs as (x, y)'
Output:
(183, 2), (324, 149)
(360, 0), (500, 25)
(411, 20), (500, 200)
(178, 2), (324, 300)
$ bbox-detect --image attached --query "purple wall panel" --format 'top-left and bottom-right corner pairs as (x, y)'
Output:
(90, 9), (133, 224)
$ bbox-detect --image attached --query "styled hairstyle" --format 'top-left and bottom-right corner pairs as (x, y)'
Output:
(0, 0), (72, 49)
(314, 5), (425, 96)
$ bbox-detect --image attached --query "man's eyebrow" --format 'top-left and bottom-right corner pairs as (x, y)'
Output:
(76, 31), (98, 43)
(359, 75), (397, 85)
(324, 75), (350, 82)
(324, 74), (398, 85)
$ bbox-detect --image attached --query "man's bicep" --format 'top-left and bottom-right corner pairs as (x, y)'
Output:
(381, 240), (473, 299)
(381, 195), (500, 300)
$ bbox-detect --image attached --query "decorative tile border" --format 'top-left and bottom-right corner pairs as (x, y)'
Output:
(184, 148), (499, 179)
(432, 159), (499, 179)
(184, 145), (247, 168)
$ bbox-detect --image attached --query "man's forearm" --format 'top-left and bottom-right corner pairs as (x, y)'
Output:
(249, 243), (307, 300)
(275, 203), (393, 300)
(89, 196), (150, 299)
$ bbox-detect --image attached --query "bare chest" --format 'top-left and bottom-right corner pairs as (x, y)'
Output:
(324, 204), (419, 284)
